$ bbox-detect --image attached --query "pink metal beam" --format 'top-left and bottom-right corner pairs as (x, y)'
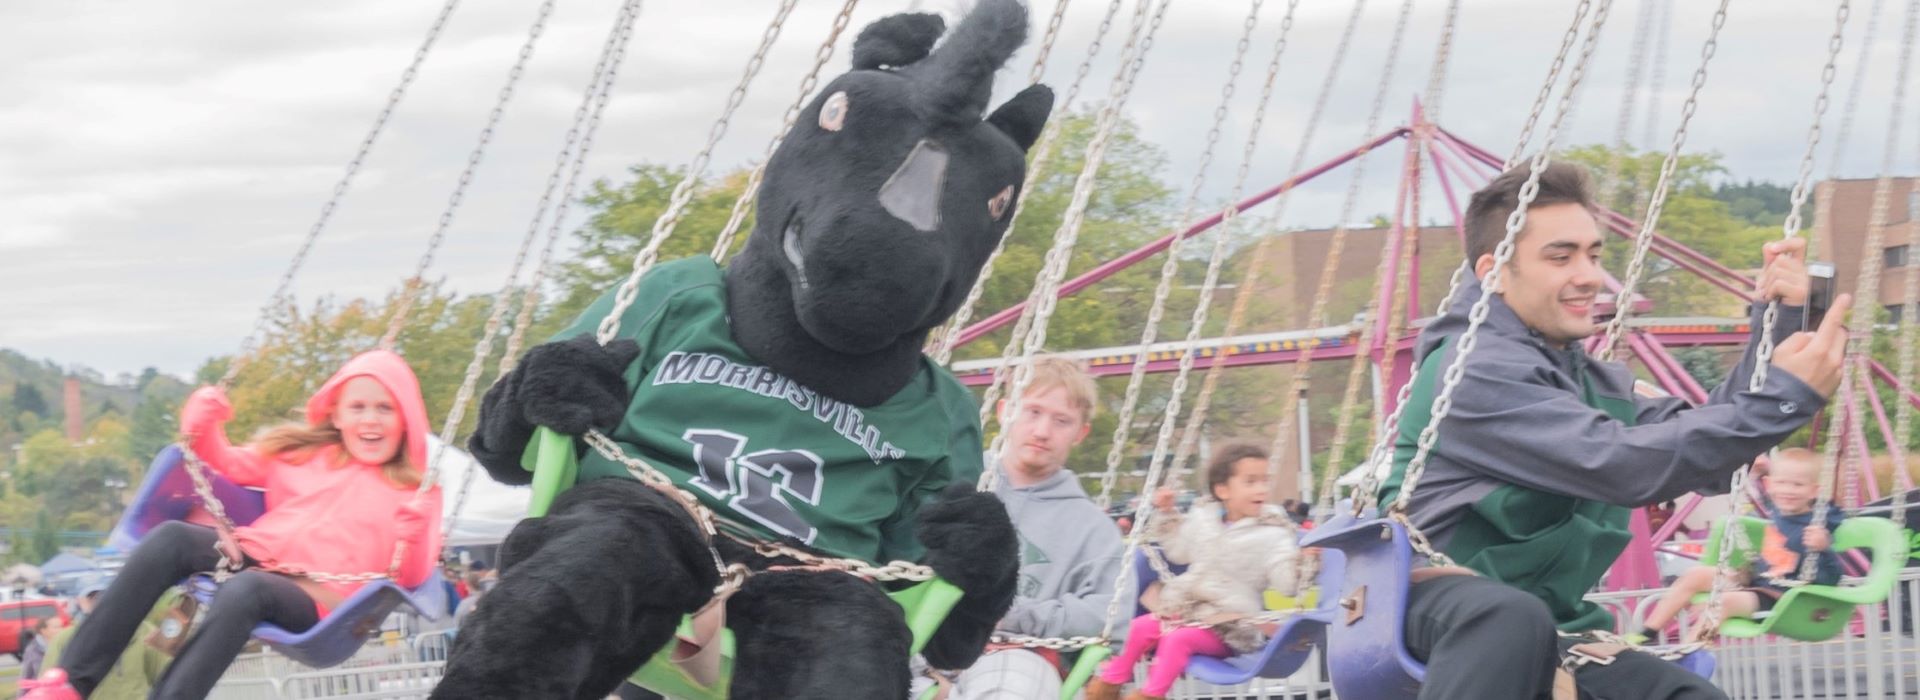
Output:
(1633, 331), (1713, 404)
(951, 127), (1413, 348)
(1866, 359), (1920, 411)
(1371, 113), (1423, 358)
(1424, 136), (1474, 247)
(1859, 355), (1915, 491)
(951, 334), (1421, 386)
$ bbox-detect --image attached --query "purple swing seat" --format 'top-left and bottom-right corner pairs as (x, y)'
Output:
(1130, 542), (1339, 685)
(1301, 510), (1715, 699)
(110, 445), (439, 668)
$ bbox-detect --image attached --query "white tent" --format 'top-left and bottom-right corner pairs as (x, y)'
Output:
(426, 435), (531, 547)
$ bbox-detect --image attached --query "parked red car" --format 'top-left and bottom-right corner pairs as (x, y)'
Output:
(1, 598), (71, 659)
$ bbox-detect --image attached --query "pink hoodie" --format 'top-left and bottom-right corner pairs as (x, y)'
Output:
(186, 350), (443, 610)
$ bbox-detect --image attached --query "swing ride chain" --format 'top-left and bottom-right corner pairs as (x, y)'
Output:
(1267, 0), (1415, 484)
(580, 431), (936, 583)
(1893, 2), (1920, 525)
(1596, 0), (1658, 207)
(1213, 0), (1372, 483)
(627, 0), (802, 280)
(965, 0), (1145, 425)
(179, 442), (392, 584)
(219, 1), (461, 388)
(1700, 0), (1857, 626)
(707, 0), (864, 262)
(1388, 0), (1621, 567)
(1799, 0), (1920, 584)
(1597, 0), (1731, 362)
(981, 0), (1168, 493)
(935, 0), (1126, 367)
(595, 0), (820, 345)
(1420, 0), (1464, 122)
(380, 0), (562, 350)
(440, 0), (649, 545)
(1150, 0), (1304, 505)
(1115, 0), (1325, 601)
(1270, 0), (1418, 488)
(1029, 0), (1074, 86)
(1096, 0), (1267, 512)
(1508, 0), (1595, 170)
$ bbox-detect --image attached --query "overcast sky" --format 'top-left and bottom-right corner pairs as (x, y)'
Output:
(1, 0), (1909, 380)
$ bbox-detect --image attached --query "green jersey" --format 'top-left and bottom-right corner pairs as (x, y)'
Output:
(555, 257), (984, 563)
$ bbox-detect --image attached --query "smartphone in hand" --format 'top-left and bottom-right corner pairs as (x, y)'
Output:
(1805, 261), (1836, 332)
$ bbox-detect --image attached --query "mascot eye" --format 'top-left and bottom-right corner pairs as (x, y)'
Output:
(987, 185), (1014, 221)
(819, 91), (849, 131)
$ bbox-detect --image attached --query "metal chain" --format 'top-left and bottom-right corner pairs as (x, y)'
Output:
(1793, 0), (1920, 585)
(1094, 0), (1269, 514)
(937, 0), (1127, 368)
(379, 0), (562, 349)
(1156, 0), (1415, 598)
(1633, 0), (1676, 216)
(1260, 0), (1417, 491)
(1508, 0), (1596, 169)
(1596, 0), (1660, 207)
(1700, 0), (1856, 623)
(592, 0), (823, 345)
(580, 430), (936, 582)
(1893, 2), (1920, 529)
(218, 0), (461, 387)
(1596, 0), (1731, 362)
(1829, 0), (1888, 183)
(1122, 0), (1303, 509)
(1029, 0), (1074, 86)
(1386, 0), (1621, 566)
(1421, 0), (1464, 122)
(980, 0), (1167, 495)
(1163, 0), (1373, 488)
(704, 0), (865, 263)
(438, 0), (646, 544)
(1321, 150), (1421, 491)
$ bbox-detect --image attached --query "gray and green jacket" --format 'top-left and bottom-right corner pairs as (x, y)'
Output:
(1381, 278), (1824, 631)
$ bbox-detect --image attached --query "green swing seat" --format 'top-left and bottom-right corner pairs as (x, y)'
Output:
(521, 427), (964, 700)
(1693, 515), (1907, 642)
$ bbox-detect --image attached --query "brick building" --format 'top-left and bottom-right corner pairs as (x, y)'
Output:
(1811, 176), (1920, 322)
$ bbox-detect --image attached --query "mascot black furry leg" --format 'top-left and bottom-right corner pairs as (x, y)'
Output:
(431, 1), (1052, 698)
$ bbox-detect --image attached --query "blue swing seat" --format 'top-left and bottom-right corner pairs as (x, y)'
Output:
(110, 445), (440, 668)
(1300, 511), (1713, 699)
(1129, 543), (1338, 685)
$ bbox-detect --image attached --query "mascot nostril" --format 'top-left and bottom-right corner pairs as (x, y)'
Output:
(446, 1), (1054, 698)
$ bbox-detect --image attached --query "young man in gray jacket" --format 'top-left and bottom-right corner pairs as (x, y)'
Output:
(1376, 162), (1849, 699)
(930, 355), (1128, 699)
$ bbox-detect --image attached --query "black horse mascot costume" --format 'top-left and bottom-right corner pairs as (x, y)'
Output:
(431, 1), (1053, 697)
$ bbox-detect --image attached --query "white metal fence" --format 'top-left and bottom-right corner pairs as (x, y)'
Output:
(207, 570), (1920, 699)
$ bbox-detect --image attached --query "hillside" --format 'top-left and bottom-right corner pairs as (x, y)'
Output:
(0, 348), (191, 451)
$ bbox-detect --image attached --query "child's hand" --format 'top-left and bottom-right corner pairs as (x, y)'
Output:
(1152, 488), (1177, 513)
(1803, 525), (1831, 552)
(179, 386), (234, 438)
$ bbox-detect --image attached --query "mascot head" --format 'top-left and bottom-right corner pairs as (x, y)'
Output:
(727, 0), (1053, 405)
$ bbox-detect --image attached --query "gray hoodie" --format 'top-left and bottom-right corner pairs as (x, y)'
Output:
(1388, 277), (1826, 548)
(990, 463), (1130, 639)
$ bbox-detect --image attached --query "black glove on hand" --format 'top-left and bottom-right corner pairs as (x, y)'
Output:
(916, 484), (1019, 670)
(468, 333), (641, 485)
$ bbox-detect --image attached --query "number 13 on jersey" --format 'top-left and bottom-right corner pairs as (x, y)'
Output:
(683, 428), (826, 543)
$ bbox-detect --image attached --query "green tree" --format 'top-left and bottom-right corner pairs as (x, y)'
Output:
(551, 166), (755, 327)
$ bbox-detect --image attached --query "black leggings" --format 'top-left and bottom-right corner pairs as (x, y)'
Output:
(60, 522), (319, 700)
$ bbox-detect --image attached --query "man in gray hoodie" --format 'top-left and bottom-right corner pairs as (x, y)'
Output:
(931, 355), (1128, 699)
(1375, 162), (1849, 699)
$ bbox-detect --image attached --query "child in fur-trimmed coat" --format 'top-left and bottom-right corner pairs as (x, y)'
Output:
(1087, 442), (1302, 700)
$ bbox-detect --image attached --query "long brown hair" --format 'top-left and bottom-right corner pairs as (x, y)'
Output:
(253, 423), (420, 488)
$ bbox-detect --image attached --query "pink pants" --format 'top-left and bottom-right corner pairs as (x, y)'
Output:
(1096, 614), (1231, 695)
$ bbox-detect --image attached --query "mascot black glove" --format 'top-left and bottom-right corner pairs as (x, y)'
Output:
(915, 484), (1019, 670)
(468, 333), (641, 485)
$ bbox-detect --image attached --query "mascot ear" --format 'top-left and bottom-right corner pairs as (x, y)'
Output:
(851, 12), (946, 70)
(986, 84), (1054, 152)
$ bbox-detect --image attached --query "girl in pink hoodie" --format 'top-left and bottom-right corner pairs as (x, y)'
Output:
(42, 350), (442, 700)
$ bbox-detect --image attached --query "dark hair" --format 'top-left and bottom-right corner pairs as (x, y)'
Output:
(1463, 161), (1598, 265)
(1205, 441), (1269, 498)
